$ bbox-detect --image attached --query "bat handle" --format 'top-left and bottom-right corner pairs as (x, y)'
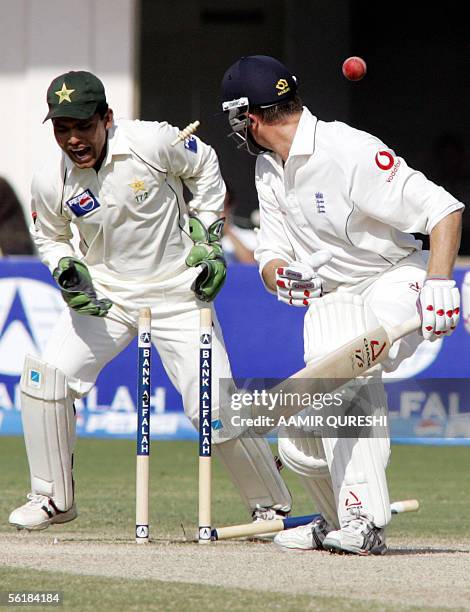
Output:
(389, 314), (421, 343)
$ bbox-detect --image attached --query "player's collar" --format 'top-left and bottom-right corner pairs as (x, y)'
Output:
(287, 107), (317, 157)
(101, 121), (132, 165)
(106, 121), (132, 155)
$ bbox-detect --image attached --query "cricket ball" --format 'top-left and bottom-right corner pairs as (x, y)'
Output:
(342, 56), (367, 81)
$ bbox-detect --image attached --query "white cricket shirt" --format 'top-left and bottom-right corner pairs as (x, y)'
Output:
(31, 119), (225, 285)
(255, 108), (464, 291)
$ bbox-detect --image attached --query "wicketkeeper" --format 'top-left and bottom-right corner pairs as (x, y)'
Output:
(221, 55), (464, 554)
(9, 71), (292, 531)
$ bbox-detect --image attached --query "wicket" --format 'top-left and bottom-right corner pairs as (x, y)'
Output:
(133, 307), (419, 545)
(198, 307), (212, 543)
(136, 307), (152, 543)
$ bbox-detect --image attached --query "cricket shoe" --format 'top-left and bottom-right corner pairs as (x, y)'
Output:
(9, 494), (78, 531)
(251, 505), (290, 540)
(322, 508), (387, 555)
(274, 515), (332, 551)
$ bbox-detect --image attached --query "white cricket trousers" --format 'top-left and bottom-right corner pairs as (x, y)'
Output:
(42, 268), (232, 425)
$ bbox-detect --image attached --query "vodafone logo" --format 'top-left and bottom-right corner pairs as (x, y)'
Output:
(0, 278), (65, 376)
(375, 150), (394, 171)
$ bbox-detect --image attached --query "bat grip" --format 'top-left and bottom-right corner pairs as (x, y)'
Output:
(388, 314), (421, 344)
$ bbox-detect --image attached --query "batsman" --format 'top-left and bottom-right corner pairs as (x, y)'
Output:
(221, 55), (464, 554)
(9, 71), (292, 531)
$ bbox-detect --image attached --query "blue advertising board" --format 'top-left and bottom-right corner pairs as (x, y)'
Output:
(0, 258), (469, 444)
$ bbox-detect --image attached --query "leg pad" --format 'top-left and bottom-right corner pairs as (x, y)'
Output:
(21, 355), (76, 511)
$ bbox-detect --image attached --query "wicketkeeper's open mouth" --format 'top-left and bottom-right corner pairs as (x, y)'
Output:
(70, 146), (92, 163)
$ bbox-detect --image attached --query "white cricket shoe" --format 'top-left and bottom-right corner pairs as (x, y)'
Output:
(251, 505), (290, 540)
(322, 508), (387, 555)
(274, 515), (331, 551)
(9, 494), (78, 531)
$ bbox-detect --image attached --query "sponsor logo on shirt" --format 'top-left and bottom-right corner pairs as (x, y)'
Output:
(315, 192), (326, 213)
(184, 136), (198, 153)
(375, 150), (394, 170)
(375, 150), (401, 182)
(66, 189), (100, 217)
(386, 159), (401, 183)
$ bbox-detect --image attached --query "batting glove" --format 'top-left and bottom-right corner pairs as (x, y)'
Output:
(417, 278), (460, 341)
(276, 251), (332, 307)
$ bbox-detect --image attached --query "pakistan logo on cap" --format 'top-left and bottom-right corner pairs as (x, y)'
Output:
(55, 83), (75, 104)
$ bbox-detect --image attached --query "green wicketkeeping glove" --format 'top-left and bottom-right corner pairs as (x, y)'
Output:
(53, 257), (113, 317)
(185, 216), (227, 302)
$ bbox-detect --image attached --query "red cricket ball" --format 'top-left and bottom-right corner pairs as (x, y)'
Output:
(342, 56), (367, 81)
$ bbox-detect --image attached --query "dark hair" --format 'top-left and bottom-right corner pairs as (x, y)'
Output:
(252, 94), (303, 124)
(96, 101), (109, 118)
(0, 177), (34, 255)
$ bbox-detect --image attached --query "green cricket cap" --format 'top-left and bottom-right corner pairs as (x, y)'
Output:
(44, 70), (107, 122)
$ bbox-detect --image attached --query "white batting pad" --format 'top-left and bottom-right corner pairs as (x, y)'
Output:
(303, 292), (391, 527)
(20, 354), (76, 511)
(215, 435), (292, 513)
(278, 430), (329, 477)
(322, 377), (391, 528)
(278, 433), (338, 528)
(304, 292), (380, 365)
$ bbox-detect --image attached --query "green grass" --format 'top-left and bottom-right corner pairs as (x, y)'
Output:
(385, 444), (470, 539)
(1, 438), (469, 539)
(0, 566), (421, 612)
(1, 438), (469, 610)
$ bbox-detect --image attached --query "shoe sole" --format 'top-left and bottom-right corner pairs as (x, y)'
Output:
(274, 536), (323, 551)
(323, 539), (387, 556)
(275, 544), (322, 552)
(9, 508), (78, 532)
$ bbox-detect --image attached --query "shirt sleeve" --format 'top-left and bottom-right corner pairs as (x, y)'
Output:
(31, 166), (75, 273)
(346, 128), (465, 234)
(254, 163), (295, 286)
(153, 122), (226, 227)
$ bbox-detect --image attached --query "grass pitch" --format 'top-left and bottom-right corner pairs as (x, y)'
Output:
(1, 437), (469, 610)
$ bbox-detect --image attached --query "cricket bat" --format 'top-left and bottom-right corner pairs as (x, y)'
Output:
(246, 314), (422, 434)
(292, 314), (421, 381)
